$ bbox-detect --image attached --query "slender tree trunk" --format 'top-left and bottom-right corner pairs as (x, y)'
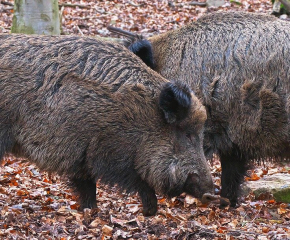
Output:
(11, 0), (60, 35)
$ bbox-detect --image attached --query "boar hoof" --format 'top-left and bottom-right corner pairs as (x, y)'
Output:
(229, 201), (238, 208)
(142, 205), (158, 216)
(69, 177), (97, 210)
(139, 186), (158, 216)
(219, 197), (231, 208)
(141, 196), (158, 216)
(79, 200), (97, 211)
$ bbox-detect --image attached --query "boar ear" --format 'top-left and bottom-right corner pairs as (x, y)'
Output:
(128, 40), (155, 69)
(159, 82), (192, 124)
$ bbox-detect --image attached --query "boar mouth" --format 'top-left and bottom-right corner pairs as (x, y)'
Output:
(183, 173), (214, 201)
(163, 172), (214, 201)
(164, 177), (216, 204)
(165, 185), (184, 199)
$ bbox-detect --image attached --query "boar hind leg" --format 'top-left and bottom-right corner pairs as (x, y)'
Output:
(0, 129), (14, 161)
(138, 183), (157, 216)
(69, 177), (97, 210)
(220, 149), (248, 207)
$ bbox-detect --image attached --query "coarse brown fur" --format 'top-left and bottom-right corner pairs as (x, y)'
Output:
(109, 11), (290, 206)
(0, 34), (214, 215)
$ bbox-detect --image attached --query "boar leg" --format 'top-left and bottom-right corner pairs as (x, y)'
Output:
(69, 177), (97, 210)
(0, 129), (14, 161)
(138, 183), (157, 216)
(220, 149), (248, 207)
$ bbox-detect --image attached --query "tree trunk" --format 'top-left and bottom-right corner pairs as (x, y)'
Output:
(279, 0), (290, 12)
(11, 0), (60, 35)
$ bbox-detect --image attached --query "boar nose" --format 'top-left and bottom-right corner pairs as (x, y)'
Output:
(201, 193), (218, 204)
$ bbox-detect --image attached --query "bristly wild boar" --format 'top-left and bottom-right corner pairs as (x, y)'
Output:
(108, 11), (290, 207)
(0, 34), (214, 216)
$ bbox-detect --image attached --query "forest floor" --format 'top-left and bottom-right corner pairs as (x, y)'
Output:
(0, 0), (290, 239)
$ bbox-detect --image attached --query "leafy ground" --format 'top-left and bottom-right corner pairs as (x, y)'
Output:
(0, 0), (276, 36)
(0, 0), (290, 239)
(0, 156), (289, 239)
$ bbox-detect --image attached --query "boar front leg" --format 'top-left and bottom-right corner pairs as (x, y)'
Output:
(138, 182), (157, 216)
(69, 177), (97, 210)
(220, 149), (248, 207)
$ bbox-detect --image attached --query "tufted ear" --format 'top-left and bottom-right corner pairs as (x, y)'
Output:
(159, 82), (192, 124)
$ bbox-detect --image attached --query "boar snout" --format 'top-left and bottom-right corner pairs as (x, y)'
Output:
(183, 172), (214, 200)
(201, 193), (218, 204)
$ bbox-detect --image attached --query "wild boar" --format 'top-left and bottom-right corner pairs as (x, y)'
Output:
(0, 34), (214, 216)
(108, 11), (290, 207)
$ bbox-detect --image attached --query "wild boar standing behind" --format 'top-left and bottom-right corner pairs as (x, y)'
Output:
(0, 34), (214, 216)
(108, 11), (290, 207)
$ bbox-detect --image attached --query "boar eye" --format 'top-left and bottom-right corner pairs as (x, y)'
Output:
(186, 133), (192, 142)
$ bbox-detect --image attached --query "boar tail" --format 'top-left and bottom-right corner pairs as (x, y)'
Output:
(107, 25), (140, 41)
(107, 26), (155, 69)
(128, 40), (155, 69)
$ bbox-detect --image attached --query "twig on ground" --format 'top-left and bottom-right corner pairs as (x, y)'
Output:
(76, 25), (84, 36)
(189, 1), (207, 6)
(127, 1), (140, 7)
(59, 3), (90, 9)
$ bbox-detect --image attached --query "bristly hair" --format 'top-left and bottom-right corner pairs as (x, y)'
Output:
(128, 39), (155, 69)
(159, 81), (192, 124)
